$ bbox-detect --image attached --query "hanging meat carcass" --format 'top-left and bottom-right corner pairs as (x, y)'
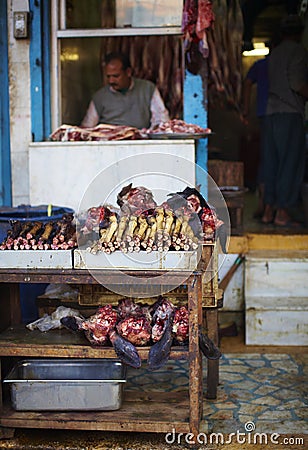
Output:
(207, 0), (244, 112)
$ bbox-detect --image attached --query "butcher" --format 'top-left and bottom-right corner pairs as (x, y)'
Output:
(81, 52), (169, 129)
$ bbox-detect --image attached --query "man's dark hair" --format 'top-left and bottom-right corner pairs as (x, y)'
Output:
(105, 52), (131, 70)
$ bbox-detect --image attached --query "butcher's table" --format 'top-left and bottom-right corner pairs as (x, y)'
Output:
(0, 254), (220, 437)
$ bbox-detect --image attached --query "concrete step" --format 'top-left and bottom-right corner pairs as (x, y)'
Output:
(245, 250), (308, 298)
(245, 250), (308, 346)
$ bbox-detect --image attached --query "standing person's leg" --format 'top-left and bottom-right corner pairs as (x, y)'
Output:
(262, 114), (278, 223)
(274, 113), (305, 225)
(253, 117), (266, 218)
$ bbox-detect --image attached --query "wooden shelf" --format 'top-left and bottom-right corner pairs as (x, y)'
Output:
(0, 326), (188, 360)
(0, 268), (200, 286)
(0, 391), (190, 433)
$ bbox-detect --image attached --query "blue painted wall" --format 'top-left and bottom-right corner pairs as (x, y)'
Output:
(0, 0), (12, 206)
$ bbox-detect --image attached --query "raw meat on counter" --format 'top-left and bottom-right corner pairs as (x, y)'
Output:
(50, 123), (143, 141)
(146, 119), (211, 135)
(117, 183), (157, 216)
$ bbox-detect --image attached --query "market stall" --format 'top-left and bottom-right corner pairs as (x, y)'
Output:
(0, 178), (227, 436)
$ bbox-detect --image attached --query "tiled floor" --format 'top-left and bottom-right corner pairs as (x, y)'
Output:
(0, 346), (305, 449)
(126, 352), (307, 435)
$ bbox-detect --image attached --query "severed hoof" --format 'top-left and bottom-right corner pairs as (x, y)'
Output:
(199, 332), (221, 360)
(109, 330), (141, 369)
(61, 316), (83, 332)
(148, 321), (173, 371)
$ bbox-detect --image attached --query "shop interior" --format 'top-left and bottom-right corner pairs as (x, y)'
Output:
(58, 0), (308, 233)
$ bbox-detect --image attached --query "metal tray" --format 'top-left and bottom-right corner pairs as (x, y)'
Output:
(147, 132), (212, 140)
(74, 249), (200, 271)
(4, 359), (126, 411)
(0, 250), (74, 269)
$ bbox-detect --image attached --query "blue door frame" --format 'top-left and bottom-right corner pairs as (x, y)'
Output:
(0, 0), (12, 206)
(29, 0), (51, 142)
(183, 69), (208, 198)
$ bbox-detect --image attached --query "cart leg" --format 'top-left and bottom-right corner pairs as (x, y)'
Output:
(188, 274), (203, 435)
(0, 359), (15, 439)
(205, 308), (219, 399)
(0, 284), (21, 330)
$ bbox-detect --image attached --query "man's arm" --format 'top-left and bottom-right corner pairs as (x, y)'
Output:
(289, 46), (308, 100)
(81, 100), (99, 127)
(241, 61), (258, 122)
(150, 88), (170, 128)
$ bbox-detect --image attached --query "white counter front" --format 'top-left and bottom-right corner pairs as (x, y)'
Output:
(29, 140), (196, 213)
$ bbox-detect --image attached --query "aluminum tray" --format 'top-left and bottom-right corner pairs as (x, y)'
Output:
(0, 250), (74, 269)
(4, 359), (126, 411)
(147, 132), (212, 140)
(74, 249), (200, 271)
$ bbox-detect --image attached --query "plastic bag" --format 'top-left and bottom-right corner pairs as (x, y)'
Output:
(42, 283), (79, 301)
(26, 306), (83, 332)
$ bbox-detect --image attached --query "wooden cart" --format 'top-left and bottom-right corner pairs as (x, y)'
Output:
(0, 244), (220, 437)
